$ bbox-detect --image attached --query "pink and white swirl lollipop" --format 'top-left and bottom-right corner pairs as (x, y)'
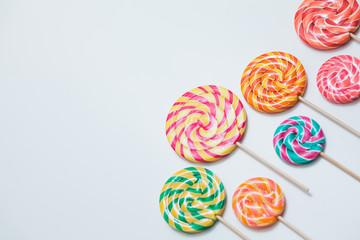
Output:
(317, 55), (360, 103)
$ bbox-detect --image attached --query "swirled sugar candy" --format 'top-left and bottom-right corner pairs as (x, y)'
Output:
(159, 167), (249, 239)
(165, 85), (246, 163)
(273, 116), (360, 181)
(232, 177), (285, 228)
(317, 55), (360, 103)
(160, 167), (225, 232)
(232, 177), (310, 239)
(241, 52), (306, 113)
(273, 116), (325, 165)
(295, 0), (360, 50)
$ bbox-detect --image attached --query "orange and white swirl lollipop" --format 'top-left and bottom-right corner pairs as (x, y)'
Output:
(295, 0), (360, 50)
(241, 52), (360, 138)
(232, 177), (285, 228)
(232, 178), (310, 239)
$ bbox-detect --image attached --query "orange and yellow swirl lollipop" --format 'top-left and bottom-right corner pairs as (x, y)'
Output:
(241, 52), (307, 113)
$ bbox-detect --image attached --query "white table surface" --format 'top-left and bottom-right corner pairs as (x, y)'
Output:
(0, 0), (359, 239)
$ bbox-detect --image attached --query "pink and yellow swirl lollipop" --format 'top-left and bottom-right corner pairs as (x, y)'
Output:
(165, 85), (246, 163)
(295, 0), (360, 50)
(317, 55), (360, 103)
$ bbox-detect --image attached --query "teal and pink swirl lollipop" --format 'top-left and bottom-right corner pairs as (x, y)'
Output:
(274, 116), (325, 165)
(274, 116), (360, 181)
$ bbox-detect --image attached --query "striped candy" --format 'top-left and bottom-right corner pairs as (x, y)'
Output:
(165, 85), (247, 163)
(232, 177), (285, 228)
(273, 116), (325, 165)
(295, 0), (360, 50)
(241, 52), (307, 113)
(317, 55), (360, 103)
(159, 167), (226, 233)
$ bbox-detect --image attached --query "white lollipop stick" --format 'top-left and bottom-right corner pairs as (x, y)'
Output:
(216, 215), (250, 240)
(320, 152), (360, 181)
(236, 142), (309, 192)
(350, 33), (360, 44)
(298, 96), (360, 138)
(278, 216), (311, 240)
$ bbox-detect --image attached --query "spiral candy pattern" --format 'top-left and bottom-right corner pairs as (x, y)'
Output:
(295, 0), (360, 50)
(159, 167), (226, 233)
(165, 85), (247, 162)
(273, 116), (325, 165)
(241, 52), (307, 113)
(317, 55), (360, 103)
(232, 177), (285, 228)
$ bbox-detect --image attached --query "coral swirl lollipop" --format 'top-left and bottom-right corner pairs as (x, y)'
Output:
(295, 0), (360, 50)
(159, 167), (249, 239)
(274, 116), (360, 181)
(273, 116), (325, 165)
(165, 85), (246, 162)
(317, 55), (360, 103)
(232, 177), (285, 228)
(232, 178), (309, 239)
(241, 52), (307, 113)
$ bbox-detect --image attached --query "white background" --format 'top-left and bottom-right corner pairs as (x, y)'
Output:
(0, 0), (359, 239)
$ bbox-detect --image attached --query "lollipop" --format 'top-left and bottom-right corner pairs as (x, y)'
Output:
(241, 51), (360, 137)
(274, 116), (360, 180)
(317, 55), (360, 103)
(165, 85), (246, 162)
(166, 85), (309, 191)
(159, 167), (249, 239)
(294, 0), (360, 50)
(232, 177), (310, 240)
(241, 51), (306, 113)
